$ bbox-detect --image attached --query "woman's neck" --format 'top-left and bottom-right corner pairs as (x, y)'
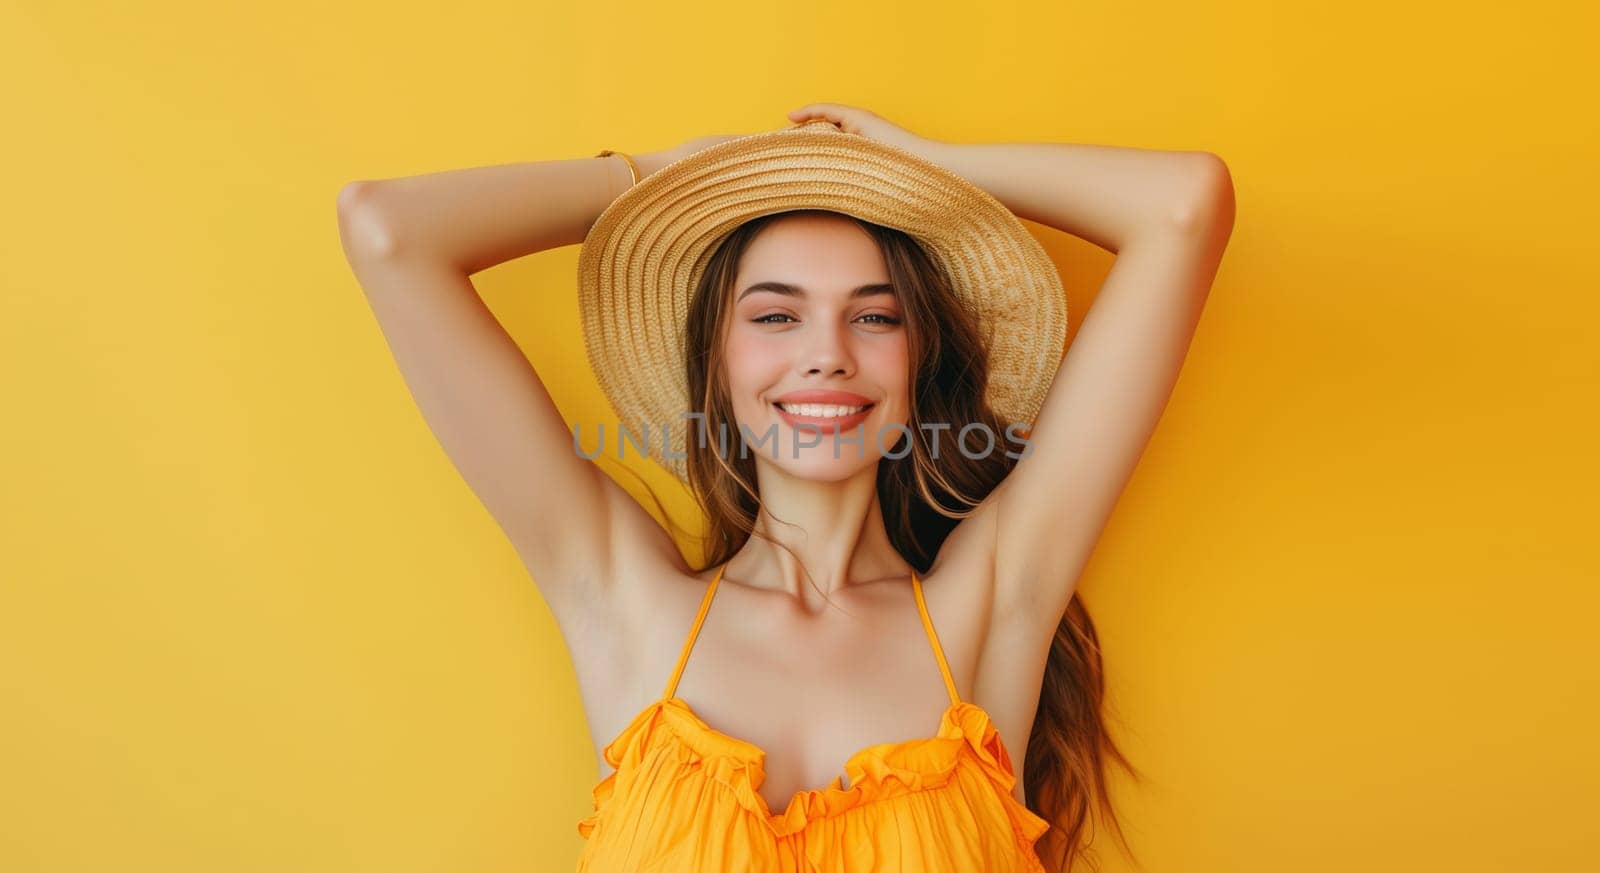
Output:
(729, 461), (911, 605)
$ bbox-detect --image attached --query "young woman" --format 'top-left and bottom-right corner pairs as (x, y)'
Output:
(336, 103), (1234, 872)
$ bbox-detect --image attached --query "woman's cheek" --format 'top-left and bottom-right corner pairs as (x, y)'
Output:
(724, 332), (786, 412)
(864, 345), (910, 411)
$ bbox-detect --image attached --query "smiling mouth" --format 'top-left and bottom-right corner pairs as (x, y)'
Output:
(773, 402), (874, 418)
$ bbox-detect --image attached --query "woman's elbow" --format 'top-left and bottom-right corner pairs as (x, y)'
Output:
(1172, 153), (1235, 235)
(336, 180), (401, 261)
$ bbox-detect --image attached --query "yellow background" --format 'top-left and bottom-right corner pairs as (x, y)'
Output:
(2, 1), (1595, 871)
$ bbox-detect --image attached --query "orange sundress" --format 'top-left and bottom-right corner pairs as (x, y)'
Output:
(575, 563), (1051, 871)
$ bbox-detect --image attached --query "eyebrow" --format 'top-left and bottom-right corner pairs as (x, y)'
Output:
(736, 281), (896, 303)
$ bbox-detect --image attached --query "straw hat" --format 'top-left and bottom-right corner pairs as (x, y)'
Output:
(576, 119), (1068, 486)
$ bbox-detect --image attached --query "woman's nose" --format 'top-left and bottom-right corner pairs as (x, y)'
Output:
(801, 321), (854, 376)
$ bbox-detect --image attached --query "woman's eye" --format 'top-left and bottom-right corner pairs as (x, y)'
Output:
(750, 313), (900, 325)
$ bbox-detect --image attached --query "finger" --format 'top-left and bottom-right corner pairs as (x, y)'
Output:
(788, 103), (843, 120)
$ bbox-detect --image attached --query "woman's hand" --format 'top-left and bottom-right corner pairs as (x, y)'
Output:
(785, 103), (939, 155)
(655, 105), (942, 177)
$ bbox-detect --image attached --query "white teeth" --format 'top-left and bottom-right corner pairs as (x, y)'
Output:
(777, 403), (868, 418)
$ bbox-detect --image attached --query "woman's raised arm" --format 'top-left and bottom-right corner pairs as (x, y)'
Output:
(929, 139), (1235, 632)
(337, 149), (656, 274)
(334, 145), (689, 626)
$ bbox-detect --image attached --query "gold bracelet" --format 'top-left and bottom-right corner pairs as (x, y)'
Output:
(595, 149), (640, 191)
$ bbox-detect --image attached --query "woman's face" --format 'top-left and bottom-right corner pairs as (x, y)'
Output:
(723, 213), (910, 482)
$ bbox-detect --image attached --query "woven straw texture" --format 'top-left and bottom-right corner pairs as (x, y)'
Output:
(576, 120), (1067, 486)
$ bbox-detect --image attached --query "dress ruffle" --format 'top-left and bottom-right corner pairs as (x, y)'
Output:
(577, 696), (1051, 858)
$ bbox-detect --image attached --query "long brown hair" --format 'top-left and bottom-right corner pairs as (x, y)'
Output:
(625, 209), (1141, 871)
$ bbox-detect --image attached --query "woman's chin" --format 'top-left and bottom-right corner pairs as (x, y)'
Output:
(765, 450), (877, 483)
